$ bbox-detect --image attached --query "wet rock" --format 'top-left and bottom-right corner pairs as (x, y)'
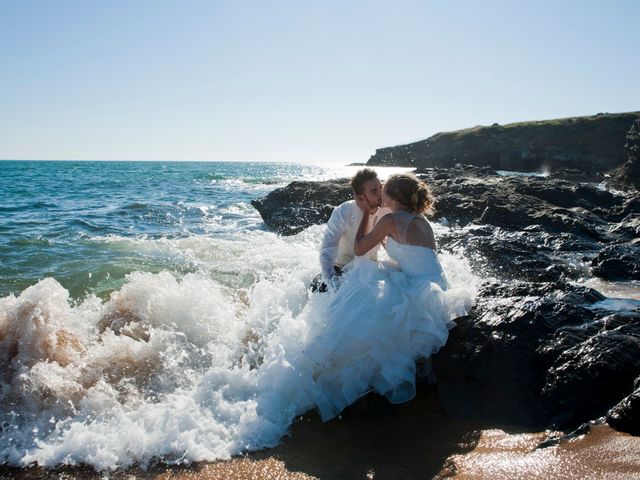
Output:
(612, 119), (640, 189)
(429, 174), (631, 245)
(253, 165), (634, 242)
(251, 179), (351, 235)
(548, 169), (603, 182)
(429, 269), (640, 435)
(443, 228), (592, 283)
(607, 384), (640, 435)
(609, 213), (640, 241)
(427, 174), (625, 241)
(478, 202), (607, 240)
(616, 194), (640, 220)
(510, 178), (621, 213)
(432, 282), (607, 429)
(539, 312), (640, 429)
(433, 284), (640, 431)
(415, 164), (498, 178)
(536, 422), (592, 449)
(591, 243), (640, 280)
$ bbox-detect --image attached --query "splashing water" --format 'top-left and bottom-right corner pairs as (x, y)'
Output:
(0, 227), (477, 470)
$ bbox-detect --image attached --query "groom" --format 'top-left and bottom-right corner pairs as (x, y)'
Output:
(312, 168), (388, 292)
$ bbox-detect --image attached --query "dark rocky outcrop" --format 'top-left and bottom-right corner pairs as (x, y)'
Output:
(251, 180), (351, 235)
(420, 167), (631, 243)
(433, 283), (593, 426)
(366, 112), (640, 177)
(607, 386), (640, 435)
(539, 311), (640, 428)
(434, 283), (640, 430)
(591, 243), (640, 281)
(253, 164), (635, 250)
(443, 227), (592, 283)
(610, 213), (640, 241)
(612, 119), (640, 189)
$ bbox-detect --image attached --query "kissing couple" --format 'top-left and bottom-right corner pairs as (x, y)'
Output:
(301, 168), (474, 421)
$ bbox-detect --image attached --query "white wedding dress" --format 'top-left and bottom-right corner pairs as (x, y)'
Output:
(297, 211), (472, 421)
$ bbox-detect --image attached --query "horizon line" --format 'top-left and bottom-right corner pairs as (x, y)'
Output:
(0, 158), (351, 164)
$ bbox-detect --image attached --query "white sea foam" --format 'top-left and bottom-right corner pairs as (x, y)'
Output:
(595, 180), (628, 196)
(588, 298), (640, 311)
(578, 278), (640, 301)
(0, 224), (478, 470)
(496, 169), (549, 178)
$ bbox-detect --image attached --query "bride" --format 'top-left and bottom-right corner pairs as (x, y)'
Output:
(300, 173), (473, 421)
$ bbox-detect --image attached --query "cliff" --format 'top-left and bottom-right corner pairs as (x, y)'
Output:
(366, 112), (640, 175)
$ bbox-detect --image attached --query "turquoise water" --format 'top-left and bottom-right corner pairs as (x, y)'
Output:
(0, 160), (364, 299)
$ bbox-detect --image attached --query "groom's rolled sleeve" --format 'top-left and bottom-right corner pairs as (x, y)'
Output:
(319, 205), (346, 283)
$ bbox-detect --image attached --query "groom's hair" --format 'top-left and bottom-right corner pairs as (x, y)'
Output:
(351, 168), (378, 195)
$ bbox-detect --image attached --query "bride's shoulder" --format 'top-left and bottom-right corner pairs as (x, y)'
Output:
(374, 212), (398, 237)
(378, 212), (396, 225)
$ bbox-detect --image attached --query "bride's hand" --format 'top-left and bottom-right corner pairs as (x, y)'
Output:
(355, 194), (370, 213)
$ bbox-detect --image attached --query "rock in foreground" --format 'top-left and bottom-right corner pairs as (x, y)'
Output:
(434, 281), (640, 431)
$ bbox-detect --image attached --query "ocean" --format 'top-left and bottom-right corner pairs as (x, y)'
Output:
(0, 160), (383, 300)
(0, 160), (477, 471)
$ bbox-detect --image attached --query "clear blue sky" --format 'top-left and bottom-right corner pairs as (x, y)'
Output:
(1, 0), (639, 163)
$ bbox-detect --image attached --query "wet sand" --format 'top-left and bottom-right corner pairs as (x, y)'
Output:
(2, 388), (640, 480)
(444, 424), (640, 479)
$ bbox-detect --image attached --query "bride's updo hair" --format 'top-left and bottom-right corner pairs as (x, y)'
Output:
(384, 173), (434, 215)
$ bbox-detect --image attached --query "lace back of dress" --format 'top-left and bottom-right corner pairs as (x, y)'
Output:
(392, 211), (415, 244)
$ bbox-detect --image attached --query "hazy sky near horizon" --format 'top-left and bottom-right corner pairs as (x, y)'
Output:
(1, 1), (639, 164)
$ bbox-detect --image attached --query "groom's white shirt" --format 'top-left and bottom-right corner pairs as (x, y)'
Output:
(319, 200), (389, 287)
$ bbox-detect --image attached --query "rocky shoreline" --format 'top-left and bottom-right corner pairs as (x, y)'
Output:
(251, 119), (640, 437)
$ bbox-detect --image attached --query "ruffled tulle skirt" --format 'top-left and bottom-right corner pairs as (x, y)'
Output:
(300, 258), (468, 421)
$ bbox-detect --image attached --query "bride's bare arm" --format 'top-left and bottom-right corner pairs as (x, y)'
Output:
(354, 214), (393, 256)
